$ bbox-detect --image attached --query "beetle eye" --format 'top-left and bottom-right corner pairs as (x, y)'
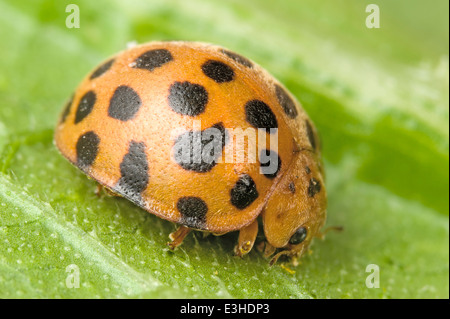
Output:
(289, 227), (307, 245)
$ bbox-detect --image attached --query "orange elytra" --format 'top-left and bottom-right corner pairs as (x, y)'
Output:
(54, 41), (327, 264)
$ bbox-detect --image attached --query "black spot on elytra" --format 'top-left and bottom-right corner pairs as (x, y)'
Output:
(221, 49), (253, 68)
(305, 120), (317, 150)
(289, 182), (296, 194)
(90, 59), (114, 79)
(173, 123), (228, 173)
(245, 100), (278, 132)
(308, 177), (321, 197)
(230, 174), (259, 210)
(108, 85), (142, 121)
(259, 149), (281, 179)
(60, 94), (74, 124)
(275, 84), (298, 119)
(115, 141), (149, 203)
(305, 166), (311, 174)
(76, 131), (100, 169)
(168, 81), (208, 116)
(75, 91), (96, 124)
(133, 49), (173, 71)
(201, 60), (234, 83)
(177, 197), (208, 229)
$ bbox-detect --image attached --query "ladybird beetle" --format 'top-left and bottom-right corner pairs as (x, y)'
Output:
(54, 41), (327, 264)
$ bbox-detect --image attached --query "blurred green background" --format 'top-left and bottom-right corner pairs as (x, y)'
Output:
(0, 0), (448, 298)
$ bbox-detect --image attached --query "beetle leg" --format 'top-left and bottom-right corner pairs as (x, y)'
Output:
(235, 219), (258, 257)
(263, 242), (277, 258)
(269, 249), (292, 266)
(256, 241), (265, 253)
(256, 240), (277, 258)
(212, 232), (227, 236)
(95, 184), (121, 198)
(167, 226), (191, 250)
(95, 184), (103, 197)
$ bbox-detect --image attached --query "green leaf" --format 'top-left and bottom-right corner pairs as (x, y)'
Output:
(0, 0), (448, 298)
